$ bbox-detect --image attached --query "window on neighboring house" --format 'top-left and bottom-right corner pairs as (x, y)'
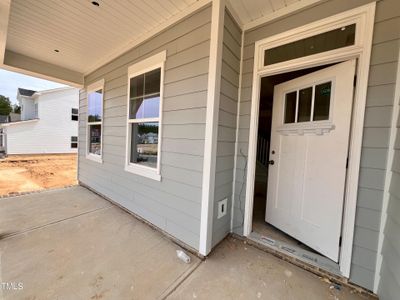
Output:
(34, 103), (38, 118)
(86, 79), (104, 162)
(71, 136), (78, 148)
(125, 51), (166, 181)
(72, 108), (79, 121)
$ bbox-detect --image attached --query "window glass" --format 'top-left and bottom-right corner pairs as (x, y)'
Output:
(130, 123), (158, 168)
(284, 91), (297, 124)
(71, 136), (78, 148)
(72, 108), (79, 121)
(88, 90), (102, 122)
(297, 87), (312, 122)
(129, 95), (160, 119)
(313, 82), (331, 121)
(129, 68), (161, 120)
(264, 24), (356, 66)
(144, 68), (161, 95)
(89, 124), (101, 155)
(130, 75), (144, 98)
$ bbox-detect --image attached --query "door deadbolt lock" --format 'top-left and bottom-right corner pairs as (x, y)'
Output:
(268, 160), (275, 165)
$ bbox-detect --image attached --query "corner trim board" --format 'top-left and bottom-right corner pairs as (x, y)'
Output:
(199, 0), (225, 256)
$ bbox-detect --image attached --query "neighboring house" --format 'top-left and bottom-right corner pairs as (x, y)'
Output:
(1, 0), (400, 298)
(0, 87), (79, 154)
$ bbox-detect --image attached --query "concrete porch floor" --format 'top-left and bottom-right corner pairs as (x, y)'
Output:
(0, 186), (375, 300)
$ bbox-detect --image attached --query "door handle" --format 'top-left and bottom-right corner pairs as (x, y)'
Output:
(268, 160), (275, 165)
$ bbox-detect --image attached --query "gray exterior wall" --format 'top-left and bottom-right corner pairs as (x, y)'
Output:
(231, 0), (398, 291)
(78, 6), (212, 250)
(212, 10), (242, 247)
(377, 1), (400, 298)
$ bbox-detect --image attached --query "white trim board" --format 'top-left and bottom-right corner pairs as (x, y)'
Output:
(242, 3), (376, 278)
(199, 0), (225, 256)
(374, 45), (400, 293)
(231, 29), (245, 232)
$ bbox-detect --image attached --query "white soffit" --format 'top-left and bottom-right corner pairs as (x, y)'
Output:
(227, 0), (324, 30)
(6, 0), (203, 75)
(4, 0), (324, 78)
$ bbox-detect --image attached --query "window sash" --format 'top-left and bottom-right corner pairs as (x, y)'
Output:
(88, 124), (102, 155)
(128, 117), (159, 124)
(86, 79), (104, 161)
(126, 52), (165, 179)
(130, 92), (160, 101)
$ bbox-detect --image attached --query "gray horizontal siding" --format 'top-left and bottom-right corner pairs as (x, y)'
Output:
(378, 2), (400, 296)
(78, 5), (212, 250)
(212, 10), (242, 247)
(231, 0), (397, 291)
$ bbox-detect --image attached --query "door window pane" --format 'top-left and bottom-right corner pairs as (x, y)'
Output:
(297, 87), (312, 122)
(130, 122), (158, 168)
(264, 24), (356, 66)
(313, 82), (332, 121)
(89, 124), (102, 155)
(88, 90), (102, 122)
(284, 91), (297, 124)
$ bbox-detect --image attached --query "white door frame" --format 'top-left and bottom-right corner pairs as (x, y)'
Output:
(243, 3), (376, 277)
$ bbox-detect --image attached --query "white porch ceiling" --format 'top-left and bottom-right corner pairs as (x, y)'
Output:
(229, 0), (300, 25)
(2, 0), (323, 85)
(6, 0), (201, 74)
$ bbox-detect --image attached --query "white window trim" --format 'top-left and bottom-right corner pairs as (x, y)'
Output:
(124, 51), (166, 181)
(86, 79), (105, 163)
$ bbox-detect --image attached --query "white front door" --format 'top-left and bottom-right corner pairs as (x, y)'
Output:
(265, 60), (356, 262)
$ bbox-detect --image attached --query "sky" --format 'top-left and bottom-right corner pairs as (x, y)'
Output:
(0, 69), (67, 105)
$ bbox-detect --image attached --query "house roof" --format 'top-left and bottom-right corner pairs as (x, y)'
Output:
(18, 88), (36, 97)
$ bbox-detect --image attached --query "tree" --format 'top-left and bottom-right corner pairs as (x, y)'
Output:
(0, 95), (12, 116)
(13, 104), (21, 114)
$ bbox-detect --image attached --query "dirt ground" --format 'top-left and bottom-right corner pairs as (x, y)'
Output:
(0, 154), (77, 196)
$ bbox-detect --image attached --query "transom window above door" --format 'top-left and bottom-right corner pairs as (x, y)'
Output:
(264, 24), (356, 66)
(284, 81), (332, 124)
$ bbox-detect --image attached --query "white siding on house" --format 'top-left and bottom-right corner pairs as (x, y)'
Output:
(4, 88), (79, 154)
(78, 6), (212, 250)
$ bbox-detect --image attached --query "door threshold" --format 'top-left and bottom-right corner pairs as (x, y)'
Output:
(248, 231), (341, 277)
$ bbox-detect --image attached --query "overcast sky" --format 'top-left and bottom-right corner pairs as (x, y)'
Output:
(0, 69), (66, 105)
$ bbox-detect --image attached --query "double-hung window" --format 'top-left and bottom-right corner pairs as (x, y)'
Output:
(125, 51), (166, 181)
(71, 136), (78, 148)
(71, 108), (79, 121)
(86, 79), (104, 163)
